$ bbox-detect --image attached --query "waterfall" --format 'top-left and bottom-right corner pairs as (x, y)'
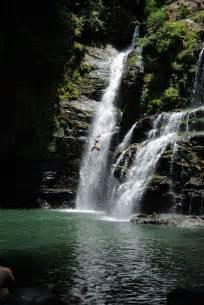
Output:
(111, 112), (186, 218)
(117, 123), (137, 153)
(111, 46), (204, 218)
(76, 27), (140, 210)
(192, 48), (204, 107)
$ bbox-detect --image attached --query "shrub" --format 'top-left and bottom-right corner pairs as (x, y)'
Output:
(147, 99), (162, 114)
(161, 86), (180, 110)
(163, 86), (179, 100)
(191, 10), (204, 24)
(145, 0), (158, 16)
(176, 3), (190, 20)
(141, 20), (199, 55)
(146, 8), (166, 31)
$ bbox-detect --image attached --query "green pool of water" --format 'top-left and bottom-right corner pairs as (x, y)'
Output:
(0, 209), (204, 304)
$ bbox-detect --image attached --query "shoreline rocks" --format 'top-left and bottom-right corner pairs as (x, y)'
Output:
(130, 213), (204, 227)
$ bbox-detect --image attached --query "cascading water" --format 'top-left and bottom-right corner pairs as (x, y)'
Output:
(117, 123), (137, 153)
(112, 112), (186, 218)
(111, 46), (204, 218)
(192, 48), (204, 107)
(76, 27), (140, 210)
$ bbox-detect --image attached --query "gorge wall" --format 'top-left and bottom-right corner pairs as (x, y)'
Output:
(8, 0), (204, 211)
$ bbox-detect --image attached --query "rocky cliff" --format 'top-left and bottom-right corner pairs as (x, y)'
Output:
(6, 0), (142, 208)
(7, 0), (204, 211)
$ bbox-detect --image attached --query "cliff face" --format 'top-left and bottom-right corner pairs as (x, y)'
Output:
(8, 0), (142, 207)
(7, 0), (204, 211)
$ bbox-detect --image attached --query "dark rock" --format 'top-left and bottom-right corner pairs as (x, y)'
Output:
(40, 188), (75, 208)
(130, 214), (204, 227)
(147, 135), (204, 215)
(80, 46), (114, 101)
(141, 176), (174, 214)
(131, 116), (152, 144)
(114, 144), (138, 181)
(167, 288), (204, 305)
(119, 49), (144, 138)
(130, 214), (169, 225)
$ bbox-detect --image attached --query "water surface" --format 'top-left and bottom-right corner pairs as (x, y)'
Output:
(0, 209), (204, 304)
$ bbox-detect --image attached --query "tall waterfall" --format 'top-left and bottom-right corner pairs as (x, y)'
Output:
(76, 27), (140, 210)
(192, 48), (204, 107)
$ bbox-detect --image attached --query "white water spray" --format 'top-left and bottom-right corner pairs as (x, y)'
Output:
(112, 112), (186, 218)
(76, 27), (140, 210)
(117, 123), (137, 153)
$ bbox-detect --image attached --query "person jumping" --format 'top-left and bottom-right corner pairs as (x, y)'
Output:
(91, 135), (101, 152)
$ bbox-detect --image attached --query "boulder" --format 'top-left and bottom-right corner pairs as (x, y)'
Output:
(141, 175), (174, 213)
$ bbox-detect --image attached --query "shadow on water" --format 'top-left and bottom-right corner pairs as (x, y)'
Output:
(0, 209), (204, 304)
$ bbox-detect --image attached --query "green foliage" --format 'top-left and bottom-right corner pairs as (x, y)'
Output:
(154, 21), (197, 54)
(79, 62), (93, 75)
(128, 51), (138, 65)
(146, 175), (166, 187)
(162, 86), (180, 109)
(69, 13), (85, 38)
(145, 0), (158, 16)
(59, 79), (80, 101)
(147, 99), (162, 114)
(176, 3), (190, 20)
(85, 9), (104, 33)
(141, 19), (199, 56)
(191, 10), (204, 24)
(139, 15), (201, 115)
(146, 8), (166, 30)
(163, 86), (179, 99)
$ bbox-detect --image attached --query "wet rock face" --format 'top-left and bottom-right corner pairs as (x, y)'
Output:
(81, 46), (116, 101)
(131, 116), (152, 143)
(40, 47), (115, 207)
(114, 144), (138, 181)
(119, 49), (144, 138)
(161, 134), (204, 214)
(114, 127), (204, 215)
(141, 176), (174, 214)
